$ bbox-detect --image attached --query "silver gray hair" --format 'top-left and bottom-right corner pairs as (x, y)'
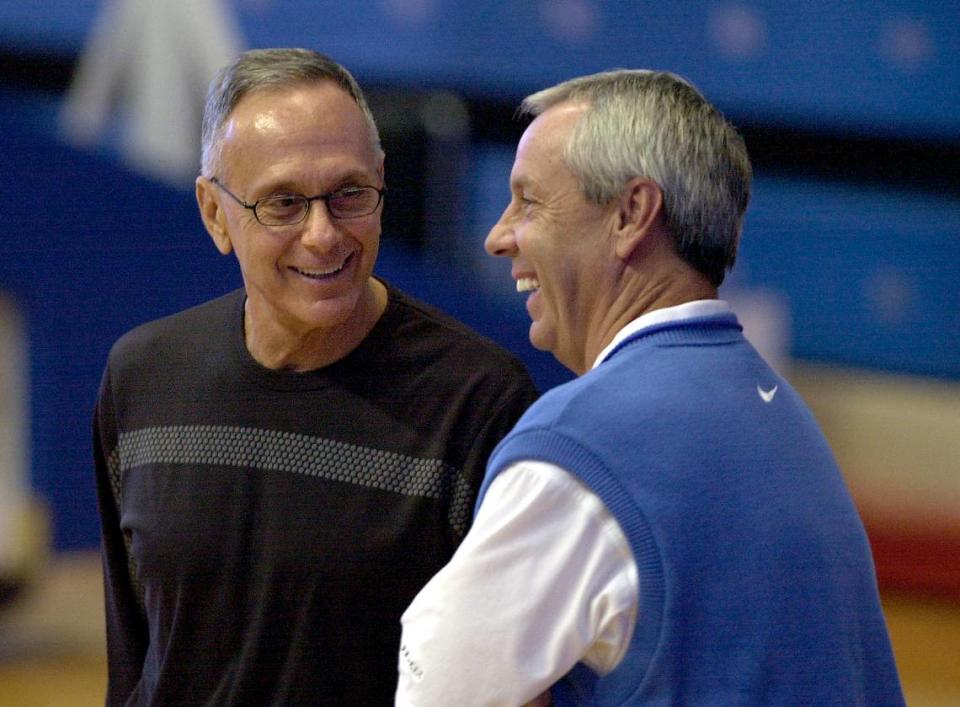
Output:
(521, 70), (751, 286)
(200, 48), (382, 177)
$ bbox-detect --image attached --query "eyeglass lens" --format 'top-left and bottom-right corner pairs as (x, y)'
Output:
(255, 188), (381, 225)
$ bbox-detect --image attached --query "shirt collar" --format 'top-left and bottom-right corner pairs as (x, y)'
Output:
(591, 300), (732, 370)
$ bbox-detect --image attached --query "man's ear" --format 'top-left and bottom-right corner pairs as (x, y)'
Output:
(196, 176), (233, 255)
(613, 178), (663, 260)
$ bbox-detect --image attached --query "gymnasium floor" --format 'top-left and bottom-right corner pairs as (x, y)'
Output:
(1, 552), (958, 706)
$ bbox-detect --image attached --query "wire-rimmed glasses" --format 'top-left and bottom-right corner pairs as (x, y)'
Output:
(211, 177), (385, 226)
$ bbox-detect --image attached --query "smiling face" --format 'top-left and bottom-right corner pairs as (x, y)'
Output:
(485, 102), (618, 374)
(196, 80), (385, 366)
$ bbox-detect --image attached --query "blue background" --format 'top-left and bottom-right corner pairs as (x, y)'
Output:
(2, 0), (958, 138)
(0, 0), (957, 550)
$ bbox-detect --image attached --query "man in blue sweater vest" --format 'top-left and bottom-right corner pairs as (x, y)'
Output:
(396, 70), (904, 706)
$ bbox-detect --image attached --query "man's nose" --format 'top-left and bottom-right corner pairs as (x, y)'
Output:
(484, 210), (516, 257)
(300, 200), (339, 249)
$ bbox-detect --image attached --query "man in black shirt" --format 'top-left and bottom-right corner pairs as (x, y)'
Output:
(93, 47), (537, 705)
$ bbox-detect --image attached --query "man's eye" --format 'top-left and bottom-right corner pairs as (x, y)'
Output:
(258, 195), (305, 219)
(336, 187), (366, 201)
(329, 187), (379, 216)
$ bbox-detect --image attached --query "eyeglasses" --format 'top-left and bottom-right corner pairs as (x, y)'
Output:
(210, 177), (385, 226)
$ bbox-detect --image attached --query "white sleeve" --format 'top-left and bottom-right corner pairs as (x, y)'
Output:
(396, 461), (639, 707)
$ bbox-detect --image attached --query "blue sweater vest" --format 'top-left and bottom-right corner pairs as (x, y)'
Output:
(481, 314), (903, 706)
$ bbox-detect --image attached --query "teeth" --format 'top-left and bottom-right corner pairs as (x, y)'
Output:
(294, 262), (345, 278)
(516, 277), (540, 293)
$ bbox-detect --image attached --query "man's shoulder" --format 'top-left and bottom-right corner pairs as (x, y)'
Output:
(386, 286), (534, 380)
(510, 364), (632, 431)
(516, 372), (590, 417)
(109, 289), (241, 365)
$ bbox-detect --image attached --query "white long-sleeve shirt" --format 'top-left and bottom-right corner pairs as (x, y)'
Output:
(396, 300), (731, 706)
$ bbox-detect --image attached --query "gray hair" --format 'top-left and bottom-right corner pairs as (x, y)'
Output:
(521, 70), (751, 286)
(200, 48), (381, 177)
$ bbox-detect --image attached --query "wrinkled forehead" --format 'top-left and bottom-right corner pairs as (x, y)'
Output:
(220, 82), (382, 175)
(511, 101), (588, 183)
(226, 83), (366, 140)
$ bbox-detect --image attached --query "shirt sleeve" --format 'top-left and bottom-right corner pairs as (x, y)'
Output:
(396, 461), (639, 706)
(93, 367), (150, 705)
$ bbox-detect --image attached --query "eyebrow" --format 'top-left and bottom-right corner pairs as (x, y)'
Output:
(256, 170), (376, 197)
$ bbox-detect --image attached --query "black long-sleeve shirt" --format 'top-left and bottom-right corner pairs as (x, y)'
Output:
(93, 285), (538, 705)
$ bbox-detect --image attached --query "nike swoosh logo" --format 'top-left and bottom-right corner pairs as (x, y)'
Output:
(757, 384), (778, 403)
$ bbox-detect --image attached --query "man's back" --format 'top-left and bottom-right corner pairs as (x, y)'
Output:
(486, 314), (903, 705)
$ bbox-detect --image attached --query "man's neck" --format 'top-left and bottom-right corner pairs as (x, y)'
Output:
(581, 266), (717, 375)
(244, 278), (388, 372)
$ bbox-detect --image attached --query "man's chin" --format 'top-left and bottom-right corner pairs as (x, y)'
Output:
(528, 323), (555, 355)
